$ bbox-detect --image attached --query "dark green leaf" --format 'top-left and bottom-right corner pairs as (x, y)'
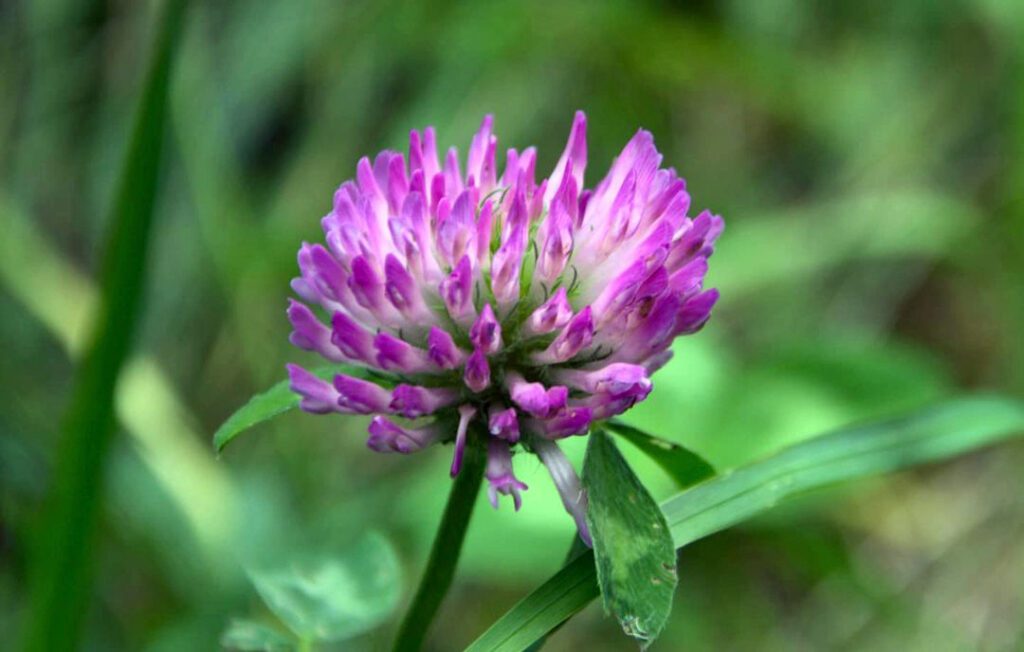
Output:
(21, 1), (190, 650)
(466, 396), (1024, 651)
(220, 620), (294, 651)
(213, 364), (367, 452)
(248, 531), (401, 642)
(584, 428), (677, 648)
(607, 420), (716, 489)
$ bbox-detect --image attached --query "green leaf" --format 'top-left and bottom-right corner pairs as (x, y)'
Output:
(21, 1), (190, 650)
(248, 531), (401, 643)
(606, 420), (716, 489)
(584, 428), (677, 648)
(220, 620), (295, 651)
(466, 396), (1024, 652)
(213, 364), (367, 452)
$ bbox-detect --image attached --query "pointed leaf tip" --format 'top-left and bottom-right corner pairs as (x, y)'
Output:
(583, 428), (677, 647)
(213, 364), (375, 452)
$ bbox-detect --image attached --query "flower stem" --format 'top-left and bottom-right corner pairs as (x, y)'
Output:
(392, 430), (487, 652)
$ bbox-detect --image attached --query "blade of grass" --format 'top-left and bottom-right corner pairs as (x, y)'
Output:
(21, 1), (189, 650)
(522, 536), (590, 652)
(465, 396), (1024, 652)
(0, 194), (241, 588)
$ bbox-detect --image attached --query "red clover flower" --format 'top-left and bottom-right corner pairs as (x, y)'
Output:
(287, 112), (722, 544)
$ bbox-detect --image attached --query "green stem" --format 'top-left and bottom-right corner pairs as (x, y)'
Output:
(392, 432), (487, 652)
(20, 1), (188, 650)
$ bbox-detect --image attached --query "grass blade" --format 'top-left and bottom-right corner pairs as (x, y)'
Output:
(465, 396), (1024, 651)
(21, 1), (189, 649)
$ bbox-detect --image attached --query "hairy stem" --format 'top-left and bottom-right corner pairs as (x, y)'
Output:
(392, 431), (487, 652)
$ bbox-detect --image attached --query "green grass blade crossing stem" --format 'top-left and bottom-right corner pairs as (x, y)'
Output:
(465, 396), (1024, 652)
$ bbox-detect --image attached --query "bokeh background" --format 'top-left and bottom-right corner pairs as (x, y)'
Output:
(4, 0), (1024, 650)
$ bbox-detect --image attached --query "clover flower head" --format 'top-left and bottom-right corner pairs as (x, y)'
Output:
(287, 112), (722, 543)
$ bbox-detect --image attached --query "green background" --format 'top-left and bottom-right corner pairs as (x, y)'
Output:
(3, 0), (1024, 649)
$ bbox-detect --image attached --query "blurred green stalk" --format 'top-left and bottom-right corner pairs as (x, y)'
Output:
(21, 1), (189, 650)
(1005, 37), (1024, 394)
(392, 432), (486, 652)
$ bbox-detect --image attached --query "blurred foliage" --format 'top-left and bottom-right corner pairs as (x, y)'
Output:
(2, 0), (1024, 650)
(232, 531), (401, 649)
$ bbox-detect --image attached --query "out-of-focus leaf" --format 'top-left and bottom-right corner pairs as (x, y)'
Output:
(584, 429), (677, 648)
(466, 396), (1024, 652)
(220, 620), (294, 651)
(248, 531), (401, 642)
(213, 364), (368, 452)
(606, 420), (716, 489)
(715, 190), (979, 295)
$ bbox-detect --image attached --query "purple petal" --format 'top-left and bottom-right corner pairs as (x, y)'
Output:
(674, 288), (719, 335)
(348, 256), (385, 312)
(485, 438), (528, 510)
(463, 349), (491, 393)
(506, 373), (551, 417)
(490, 199), (527, 306)
(523, 287), (573, 337)
(299, 243), (347, 304)
(506, 372), (570, 418)
(488, 405), (520, 443)
(444, 147), (464, 197)
(436, 190), (477, 266)
(544, 111), (587, 206)
(535, 199), (574, 283)
(427, 326), (467, 369)
(389, 384), (459, 418)
(287, 300), (345, 362)
(475, 200), (495, 266)
(333, 374), (393, 414)
(535, 406), (592, 439)
(330, 311), (375, 363)
(287, 364), (341, 414)
(576, 387), (653, 419)
(554, 363), (652, 400)
(532, 307), (594, 364)
(610, 292), (681, 361)
(668, 257), (708, 299)
(467, 114), (495, 185)
(373, 332), (436, 373)
(367, 416), (442, 454)
(385, 152), (409, 214)
(440, 255), (475, 324)
(469, 304), (503, 354)
(383, 254), (423, 316)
